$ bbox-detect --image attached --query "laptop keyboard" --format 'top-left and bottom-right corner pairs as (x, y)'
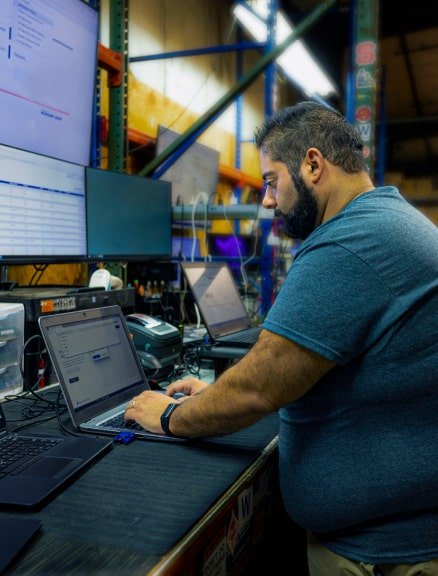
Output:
(101, 414), (143, 431)
(220, 326), (260, 343)
(0, 435), (62, 478)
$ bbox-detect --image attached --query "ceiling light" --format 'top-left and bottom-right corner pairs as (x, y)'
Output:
(233, 1), (337, 97)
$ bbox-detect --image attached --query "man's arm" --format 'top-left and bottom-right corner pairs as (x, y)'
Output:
(126, 329), (335, 438)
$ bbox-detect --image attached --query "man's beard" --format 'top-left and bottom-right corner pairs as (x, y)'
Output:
(275, 174), (318, 240)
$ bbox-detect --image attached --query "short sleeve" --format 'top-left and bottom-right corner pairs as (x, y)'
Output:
(263, 243), (397, 364)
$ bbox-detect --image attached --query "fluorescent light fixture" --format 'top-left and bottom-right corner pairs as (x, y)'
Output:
(233, 1), (337, 97)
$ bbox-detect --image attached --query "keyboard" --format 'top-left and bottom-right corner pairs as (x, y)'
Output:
(0, 434), (62, 478)
(100, 414), (143, 431)
(218, 326), (261, 344)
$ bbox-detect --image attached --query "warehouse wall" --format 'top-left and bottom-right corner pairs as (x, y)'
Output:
(100, 0), (270, 178)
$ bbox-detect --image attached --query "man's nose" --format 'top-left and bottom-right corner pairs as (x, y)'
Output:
(262, 187), (277, 209)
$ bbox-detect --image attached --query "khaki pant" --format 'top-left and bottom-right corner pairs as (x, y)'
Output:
(308, 532), (438, 576)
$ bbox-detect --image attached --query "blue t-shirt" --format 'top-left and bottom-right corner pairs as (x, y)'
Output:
(263, 186), (438, 564)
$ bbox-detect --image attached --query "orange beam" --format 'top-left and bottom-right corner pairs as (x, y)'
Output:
(128, 127), (156, 149)
(218, 163), (263, 190)
(98, 43), (122, 87)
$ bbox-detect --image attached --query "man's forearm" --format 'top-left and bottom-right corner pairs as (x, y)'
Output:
(168, 330), (334, 438)
(169, 363), (272, 438)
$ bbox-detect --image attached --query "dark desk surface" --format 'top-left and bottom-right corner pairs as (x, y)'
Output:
(0, 388), (279, 575)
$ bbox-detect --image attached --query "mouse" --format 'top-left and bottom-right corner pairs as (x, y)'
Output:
(137, 350), (162, 371)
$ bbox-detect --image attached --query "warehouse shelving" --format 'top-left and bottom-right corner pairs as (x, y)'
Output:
(97, 43), (264, 191)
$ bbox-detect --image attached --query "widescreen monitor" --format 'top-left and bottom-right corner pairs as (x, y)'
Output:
(0, 144), (87, 264)
(86, 168), (172, 261)
(0, 0), (99, 166)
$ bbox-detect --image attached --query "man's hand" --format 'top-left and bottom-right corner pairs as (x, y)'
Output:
(124, 391), (178, 434)
(166, 377), (209, 400)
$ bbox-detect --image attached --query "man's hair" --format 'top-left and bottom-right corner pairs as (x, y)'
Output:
(254, 101), (367, 174)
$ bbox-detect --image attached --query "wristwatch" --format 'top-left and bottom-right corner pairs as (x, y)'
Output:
(160, 403), (180, 437)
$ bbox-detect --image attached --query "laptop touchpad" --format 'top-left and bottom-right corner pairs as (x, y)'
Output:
(25, 457), (81, 478)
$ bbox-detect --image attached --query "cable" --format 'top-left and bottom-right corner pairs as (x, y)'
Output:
(5, 382), (79, 435)
(4, 396), (54, 420)
(29, 264), (49, 286)
(191, 193), (201, 261)
(220, 192), (249, 291)
(194, 303), (202, 330)
(54, 388), (80, 436)
(241, 202), (261, 272)
(178, 274), (191, 325)
(10, 411), (60, 433)
(182, 346), (202, 376)
(19, 334), (51, 397)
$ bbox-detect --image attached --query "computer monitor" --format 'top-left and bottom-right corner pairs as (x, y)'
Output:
(86, 167), (172, 261)
(0, 144), (87, 264)
(0, 0), (99, 166)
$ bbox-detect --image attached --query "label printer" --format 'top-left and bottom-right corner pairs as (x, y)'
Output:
(125, 313), (182, 380)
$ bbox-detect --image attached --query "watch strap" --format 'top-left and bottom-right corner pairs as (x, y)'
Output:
(160, 402), (180, 437)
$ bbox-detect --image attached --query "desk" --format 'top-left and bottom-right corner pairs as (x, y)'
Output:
(0, 388), (279, 575)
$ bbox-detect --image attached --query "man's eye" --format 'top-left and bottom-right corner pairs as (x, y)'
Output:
(265, 180), (276, 189)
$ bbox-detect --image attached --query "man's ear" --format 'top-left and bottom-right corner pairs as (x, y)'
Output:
(305, 148), (322, 180)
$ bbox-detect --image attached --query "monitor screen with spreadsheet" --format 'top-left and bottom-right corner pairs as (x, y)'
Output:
(0, 144), (87, 264)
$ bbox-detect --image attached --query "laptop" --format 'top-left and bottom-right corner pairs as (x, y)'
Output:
(0, 517), (42, 572)
(0, 402), (111, 508)
(38, 305), (186, 443)
(181, 261), (261, 347)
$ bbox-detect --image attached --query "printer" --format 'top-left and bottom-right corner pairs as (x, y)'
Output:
(125, 313), (182, 382)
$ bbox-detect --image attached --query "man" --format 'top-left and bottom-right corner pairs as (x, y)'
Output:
(125, 102), (438, 575)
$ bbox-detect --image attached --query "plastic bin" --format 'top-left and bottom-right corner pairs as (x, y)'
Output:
(0, 303), (24, 400)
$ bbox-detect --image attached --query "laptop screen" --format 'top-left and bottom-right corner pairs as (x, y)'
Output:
(181, 262), (251, 338)
(41, 309), (145, 415)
